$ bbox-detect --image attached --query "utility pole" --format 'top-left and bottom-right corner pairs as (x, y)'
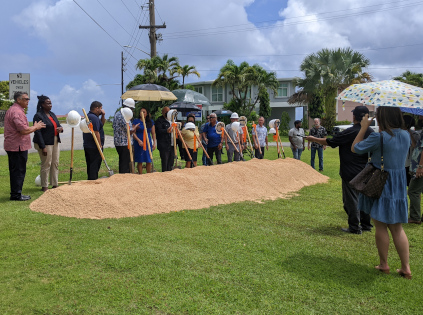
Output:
(139, 0), (165, 58)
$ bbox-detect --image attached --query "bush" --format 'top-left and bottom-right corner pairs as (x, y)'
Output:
(334, 120), (352, 126)
(280, 111), (290, 136)
(0, 92), (13, 110)
(321, 116), (336, 135)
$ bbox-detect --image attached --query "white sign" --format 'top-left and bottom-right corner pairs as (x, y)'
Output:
(9, 73), (30, 100)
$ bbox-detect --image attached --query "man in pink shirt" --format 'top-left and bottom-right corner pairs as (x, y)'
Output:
(4, 92), (46, 201)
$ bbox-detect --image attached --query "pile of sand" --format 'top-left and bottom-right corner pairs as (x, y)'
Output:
(30, 158), (328, 219)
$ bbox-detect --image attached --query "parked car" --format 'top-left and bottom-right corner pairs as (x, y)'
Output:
(332, 119), (379, 135)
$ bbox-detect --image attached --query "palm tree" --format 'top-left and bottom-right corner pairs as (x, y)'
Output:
(214, 60), (278, 117)
(135, 58), (159, 83)
(175, 65), (200, 88)
(293, 48), (371, 125)
(214, 60), (252, 101)
(154, 54), (179, 81)
(393, 70), (423, 88)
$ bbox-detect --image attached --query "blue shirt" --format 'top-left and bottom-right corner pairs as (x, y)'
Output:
(202, 122), (221, 148)
(83, 111), (104, 149)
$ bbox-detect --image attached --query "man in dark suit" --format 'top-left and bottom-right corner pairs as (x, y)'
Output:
(155, 106), (175, 172)
(306, 106), (374, 234)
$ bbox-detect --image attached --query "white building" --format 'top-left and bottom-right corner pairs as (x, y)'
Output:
(187, 78), (305, 128)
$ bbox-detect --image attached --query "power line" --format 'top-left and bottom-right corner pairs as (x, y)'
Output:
(72, 0), (122, 47)
(164, 0), (415, 37)
(164, 42), (423, 58)
(96, 0), (138, 40)
(155, 7), (164, 24)
(162, 1), (423, 39)
(120, 0), (138, 22)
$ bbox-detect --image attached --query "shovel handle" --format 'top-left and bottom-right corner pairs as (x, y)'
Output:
(140, 112), (154, 160)
(223, 129), (240, 153)
(176, 128), (193, 161)
(126, 123), (134, 173)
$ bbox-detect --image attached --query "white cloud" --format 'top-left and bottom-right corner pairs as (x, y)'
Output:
(27, 79), (106, 118)
(4, 0), (423, 117)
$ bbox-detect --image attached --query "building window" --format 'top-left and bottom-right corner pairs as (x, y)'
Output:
(194, 86), (203, 94)
(212, 86), (223, 102)
(277, 83), (288, 97)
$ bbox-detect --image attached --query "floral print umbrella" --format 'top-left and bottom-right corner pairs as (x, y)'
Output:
(337, 80), (423, 115)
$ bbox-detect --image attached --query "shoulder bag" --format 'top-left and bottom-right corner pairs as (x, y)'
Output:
(349, 134), (389, 199)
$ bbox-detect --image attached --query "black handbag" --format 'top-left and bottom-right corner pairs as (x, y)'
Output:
(349, 135), (389, 199)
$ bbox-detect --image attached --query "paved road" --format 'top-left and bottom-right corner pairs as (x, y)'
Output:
(0, 123), (115, 156)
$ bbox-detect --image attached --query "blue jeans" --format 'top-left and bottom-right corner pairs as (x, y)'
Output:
(291, 147), (303, 160)
(310, 146), (323, 170)
(202, 143), (208, 165)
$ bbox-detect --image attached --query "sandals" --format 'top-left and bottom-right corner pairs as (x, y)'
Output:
(396, 269), (412, 280)
(375, 265), (390, 274)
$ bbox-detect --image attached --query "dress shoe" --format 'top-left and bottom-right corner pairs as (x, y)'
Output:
(10, 195), (31, 201)
(341, 227), (362, 234)
(408, 219), (421, 225)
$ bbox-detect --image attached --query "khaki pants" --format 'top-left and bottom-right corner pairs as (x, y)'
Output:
(35, 136), (60, 188)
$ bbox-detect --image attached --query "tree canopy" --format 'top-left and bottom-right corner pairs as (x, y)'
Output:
(393, 70), (423, 88)
(175, 65), (200, 89)
(291, 48), (371, 131)
(128, 54), (180, 91)
(213, 60), (278, 118)
(0, 81), (13, 110)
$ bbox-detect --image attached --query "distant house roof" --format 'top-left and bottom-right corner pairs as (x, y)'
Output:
(187, 77), (296, 86)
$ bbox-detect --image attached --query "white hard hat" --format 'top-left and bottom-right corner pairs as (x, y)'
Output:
(123, 98), (135, 108)
(79, 118), (91, 134)
(269, 127), (276, 134)
(121, 107), (133, 123)
(184, 122), (196, 130)
(231, 121), (240, 131)
(167, 109), (177, 121)
(230, 112), (239, 119)
(35, 175), (41, 186)
(66, 110), (81, 128)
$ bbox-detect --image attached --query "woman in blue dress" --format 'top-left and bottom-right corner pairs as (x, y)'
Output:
(132, 107), (156, 174)
(352, 107), (412, 279)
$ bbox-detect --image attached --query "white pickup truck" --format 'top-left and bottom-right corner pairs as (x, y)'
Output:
(332, 119), (379, 135)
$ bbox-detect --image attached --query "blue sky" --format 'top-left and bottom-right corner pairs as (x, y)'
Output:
(1, 0), (422, 119)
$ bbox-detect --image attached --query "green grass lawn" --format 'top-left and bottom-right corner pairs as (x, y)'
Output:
(1, 147), (422, 314)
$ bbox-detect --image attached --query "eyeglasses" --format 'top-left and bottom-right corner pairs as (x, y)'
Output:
(21, 98), (30, 101)
(210, 116), (216, 119)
